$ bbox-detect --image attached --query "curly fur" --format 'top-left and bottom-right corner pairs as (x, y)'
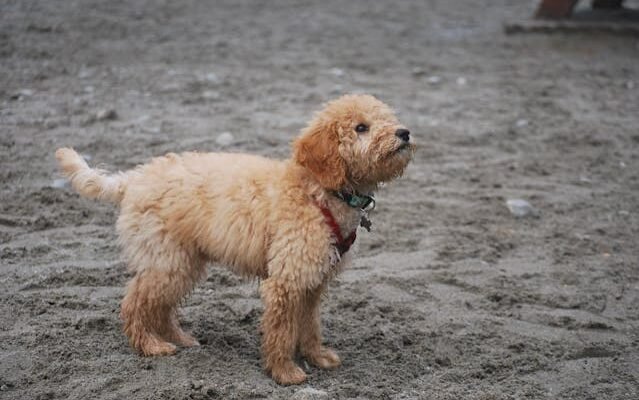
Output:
(55, 94), (414, 384)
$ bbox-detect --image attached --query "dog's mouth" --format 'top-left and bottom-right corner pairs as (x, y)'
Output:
(393, 142), (412, 155)
(396, 142), (410, 151)
(383, 142), (412, 161)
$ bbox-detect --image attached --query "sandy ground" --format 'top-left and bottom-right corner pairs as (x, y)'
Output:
(1, 1), (639, 399)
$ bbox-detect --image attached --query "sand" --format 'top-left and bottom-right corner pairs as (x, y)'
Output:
(1, 0), (638, 399)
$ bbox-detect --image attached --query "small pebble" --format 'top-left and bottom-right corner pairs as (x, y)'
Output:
(506, 199), (539, 218)
(456, 76), (467, 86)
(136, 115), (151, 124)
(578, 175), (591, 183)
(10, 89), (34, 100)
(202, 90), (220, 100)
(190, 380), (204, 390)
(205, 73), (219, 83)
(1, 384), (8, 391)
(329, 68), (344, 77)
(51, 178), (68, 189)
(427, 75), (442, 84)
(216, 132), (234, 146)
(19, 89), (34, 97)
(96, 109), (117, 121)
(626, 81), (635, 90)
(291, 387), (329, 400)
(78, 68), (92, 79)
(411, 67), (426, 77)
(515, 119), (529, 128)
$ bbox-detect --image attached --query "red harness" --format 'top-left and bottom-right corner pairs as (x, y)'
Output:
(317, 204), (357, 256)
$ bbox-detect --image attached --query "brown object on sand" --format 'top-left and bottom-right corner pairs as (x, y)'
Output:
(535, 0), (580, 19)
(510, 0), (637, 33)
(54, 95), (413, 385)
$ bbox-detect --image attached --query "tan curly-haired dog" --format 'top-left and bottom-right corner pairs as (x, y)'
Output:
(55, 94), (413, 384)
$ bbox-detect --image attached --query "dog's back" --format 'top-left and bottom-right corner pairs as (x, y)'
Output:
(119, 151), (286, 277)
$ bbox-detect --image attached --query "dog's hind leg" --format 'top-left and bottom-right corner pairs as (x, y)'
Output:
(119, 237), (206, 356)
(121, 270), (176, 356)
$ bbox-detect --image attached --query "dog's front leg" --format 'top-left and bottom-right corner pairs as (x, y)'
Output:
(298, 284), (341, 369)
(260, 277), (307, 385)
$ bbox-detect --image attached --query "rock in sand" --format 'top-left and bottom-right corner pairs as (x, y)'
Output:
(216, 132), (234, 146)
(506, 199), (539, 218)
(96, 108), (118, 121)
(51, 179), (68, 189)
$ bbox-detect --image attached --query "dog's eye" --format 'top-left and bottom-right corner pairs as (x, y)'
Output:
(355, 124), (369, 133)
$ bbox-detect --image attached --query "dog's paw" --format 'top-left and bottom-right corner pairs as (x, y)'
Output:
(270, 362), (307, 385)
(139, 335), (177, 356)
(306, 347), (341, 369)
(173, 332), (200, 348)
(180, 336), (200, 348)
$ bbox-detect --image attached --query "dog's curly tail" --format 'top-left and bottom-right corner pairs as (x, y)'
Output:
(55, 147), (127, 204)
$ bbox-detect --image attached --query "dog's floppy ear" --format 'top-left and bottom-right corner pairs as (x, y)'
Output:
(293, 118), (347, 190)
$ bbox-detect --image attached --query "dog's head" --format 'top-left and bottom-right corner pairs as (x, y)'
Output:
(293, 94), (414, 191)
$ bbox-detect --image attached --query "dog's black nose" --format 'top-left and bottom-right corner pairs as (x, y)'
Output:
(395, 129), (410, 142)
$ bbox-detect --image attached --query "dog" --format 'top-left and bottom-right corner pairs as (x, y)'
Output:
(55, 94), (414, 384)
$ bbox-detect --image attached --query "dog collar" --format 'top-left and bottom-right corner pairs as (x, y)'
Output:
(316, 203), (357, 256)
(333, 190), (375, 211)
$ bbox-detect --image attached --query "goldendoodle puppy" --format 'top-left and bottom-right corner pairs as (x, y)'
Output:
(55, 94), (413, 384)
